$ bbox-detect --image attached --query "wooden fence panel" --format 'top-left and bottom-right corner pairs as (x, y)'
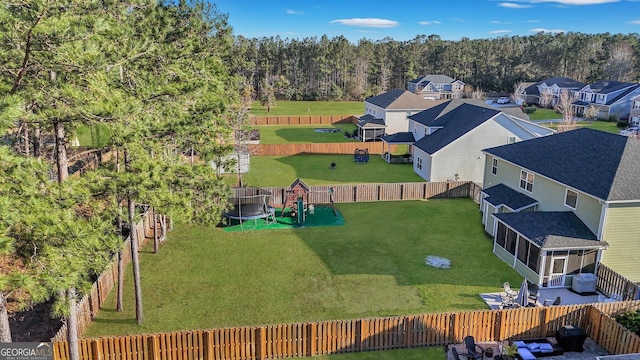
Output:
(596, 263), (640, 301)
(250, 115), (358, 126)
(249, 142), (385, 156)
(232, 181), (474, 207)
(54, 301), (640, 360)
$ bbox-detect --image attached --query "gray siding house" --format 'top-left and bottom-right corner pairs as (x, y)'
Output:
(407, 75), (464, 100)
(573, 81), (640, 120)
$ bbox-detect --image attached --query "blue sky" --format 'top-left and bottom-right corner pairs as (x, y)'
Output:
(212, 0), (640, 43)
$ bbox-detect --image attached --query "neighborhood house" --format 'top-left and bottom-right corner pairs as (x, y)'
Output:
(481, 128), (640, 287)
(386, 99), (553, 183)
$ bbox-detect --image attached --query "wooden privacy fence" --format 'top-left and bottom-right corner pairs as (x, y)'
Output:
(233, 181), (474, 206)
(248, 143), (385, 156)
(250, 115), (358, 126)
(50, 207), (163, 343)
(53, 301), (640, 360)
(595, 263), (640, 301)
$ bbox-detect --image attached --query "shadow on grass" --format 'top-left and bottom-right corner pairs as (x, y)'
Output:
(271, 154), (419, 185)
(292, 200), (519, 289)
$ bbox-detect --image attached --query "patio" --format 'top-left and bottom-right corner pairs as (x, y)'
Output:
(447, 337), (610, 359)
(480, 287), (612, 310)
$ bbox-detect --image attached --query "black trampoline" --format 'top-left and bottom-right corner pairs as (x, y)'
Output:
(224, 202), (275, 220)
(223, 191), (276, 228)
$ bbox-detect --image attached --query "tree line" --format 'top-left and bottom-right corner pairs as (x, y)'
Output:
(230, 32), (640, 101)
(0, 1), (245, 358)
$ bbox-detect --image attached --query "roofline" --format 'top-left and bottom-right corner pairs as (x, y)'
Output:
(504, 113), (556, 137)
(493, 216), (604, 250)
(428, 112), (501, 155)
(482, 152), (607, 202)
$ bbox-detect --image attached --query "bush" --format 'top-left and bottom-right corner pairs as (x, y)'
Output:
(523, 106), (537, 114)
(617, 119), (629, 128)
(616, 310), (640, 335)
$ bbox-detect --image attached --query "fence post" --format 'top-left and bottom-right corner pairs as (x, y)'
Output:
(310, 322), (318, 356)
(256, 326), (266, 360)
(202, 330), (214, 360)
(359, 319), (368, 352)
(148, 335), (160, 360)
(91, 340), (103, 360)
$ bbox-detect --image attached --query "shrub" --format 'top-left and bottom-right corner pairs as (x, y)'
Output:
(617, 119), (629, 128)
(616, 310), (640, 336)
(523, 106), (537, 114)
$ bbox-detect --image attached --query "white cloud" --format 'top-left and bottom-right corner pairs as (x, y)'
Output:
(526, 19), (542, 22)
(511, 0), (618, 4)
(330, 18), (399, 28)
(451, 17), (465, 22)
(419, 20), (442, 25)
(285, 9), (303, 15)
(489, 29), (514, 34)
(629, 20), (640, 24)
(529, 27), (566, 33)
(499, 2), (534, 8)
(491, 20), (513, 24)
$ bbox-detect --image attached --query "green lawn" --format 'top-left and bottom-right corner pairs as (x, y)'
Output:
(233, 154), (423, 187)
(251, 100), (363, 116)
(85, 199), (521, 338)
(255, 124), (358, 144)
(544, 120), (620, 134)
(527, 108), (560, 121)
(76, 124), (111, 148)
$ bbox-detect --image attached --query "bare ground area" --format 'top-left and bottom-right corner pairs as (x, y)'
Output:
(9, 301), (63, 342)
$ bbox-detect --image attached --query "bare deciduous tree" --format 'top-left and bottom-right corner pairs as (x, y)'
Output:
(471, 87), (485, 100)
(539, 91), (554, 109)
(606, 42), (634, 82)
(554, 89), (577, 132)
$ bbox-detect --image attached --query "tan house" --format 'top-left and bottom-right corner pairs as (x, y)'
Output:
(357, 89), (435, 141)
(481, 128), (640, 288)
(406, 75), (464, 100)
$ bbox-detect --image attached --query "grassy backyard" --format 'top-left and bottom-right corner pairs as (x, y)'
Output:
(231, 154), (423, 187)
(255, 124), (358, 144)
(85, 199), (521, 338)
(251, 100), (363, 116)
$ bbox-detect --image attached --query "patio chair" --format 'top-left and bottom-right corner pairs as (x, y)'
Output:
(543, 296), (562, 306)
(460, 336), (484, 359)
(503, 281), (517, 300)
(451, 346), (462, 360)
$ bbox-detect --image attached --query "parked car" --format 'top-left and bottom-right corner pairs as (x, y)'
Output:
(619, 127), (640, 136)
(496, 97), (510, 104)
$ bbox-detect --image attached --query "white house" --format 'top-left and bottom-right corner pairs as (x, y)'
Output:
(408, 99), (554, 183)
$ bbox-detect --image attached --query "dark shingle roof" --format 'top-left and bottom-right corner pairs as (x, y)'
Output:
(408, 74), (455, 84)
(587, 81), (636, 94)
(365, 89), (432, 109)
(484, 128), (640, 201)
(482, 184), (538, 211)
(524, 77), (585, 95)
(493, 211), (603, 249)
(413, 103), (500, 154)
(381, 132), (415, 143)
(408, 101), (450, 126)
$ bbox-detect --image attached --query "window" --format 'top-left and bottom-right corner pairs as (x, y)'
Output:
(517, 236), (529, 264)
(519, 170), (534, 192)
(496, 223), (507, 248)
(424, 127), (428, 136)
(508, 136), (516, 144)
(633, 101), (640, 110)
(491, 158), (498, 175)
(528, 245), (540, 272)
(417, 157), (422, 170)
(505, 228), (517, 255)
(565, 189), (578, 209)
